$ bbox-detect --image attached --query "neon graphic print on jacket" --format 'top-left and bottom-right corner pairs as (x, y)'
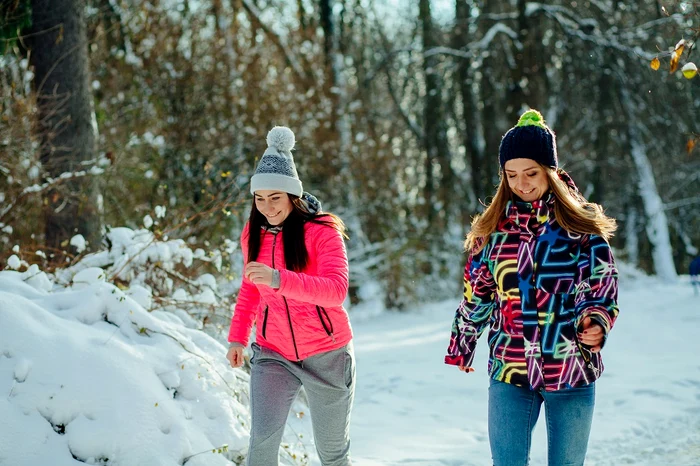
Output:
(445, 193), (619, 392)
(228, 221), (353, 361)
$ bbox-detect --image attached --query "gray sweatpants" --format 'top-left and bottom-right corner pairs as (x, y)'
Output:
(247, 342), (355, 466)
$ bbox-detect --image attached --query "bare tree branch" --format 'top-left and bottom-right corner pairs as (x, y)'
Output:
(240, 0), (309, 85)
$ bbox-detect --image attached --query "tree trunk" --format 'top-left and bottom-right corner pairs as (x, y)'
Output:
(319, 0), (364, 241)
(454, 0), (483, 211)
(420, 0), (453, 228)
(319, 0), (333, 66)
(624, 204), (639, 267)
(478, 0), (503, 194)
(508, 0), (548, 122)
(621, 89), (678, 281)
(592, 63), (614, 203)
(28, 0), (101, 252)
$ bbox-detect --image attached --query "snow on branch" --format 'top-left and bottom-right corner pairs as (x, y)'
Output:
(615, 15), (686, 38)
(22, 167), (105, 195)
(364, 23), (520, 89)
(663, 196), (700, 211)
(423, 46), (474, 60)
(0, 164), (106, 223)
(473, 23), (521, 51)
(527, 2), (677, 61)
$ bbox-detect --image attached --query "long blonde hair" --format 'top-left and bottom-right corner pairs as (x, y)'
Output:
(465, 166), (617, 254)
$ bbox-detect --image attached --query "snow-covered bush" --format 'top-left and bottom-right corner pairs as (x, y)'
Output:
(38, 227), (241, 341)
(0, 236), (316, 466)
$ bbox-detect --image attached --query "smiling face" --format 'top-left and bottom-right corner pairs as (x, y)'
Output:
(254, 190), (293, 225)
(504, 158), (550, 202)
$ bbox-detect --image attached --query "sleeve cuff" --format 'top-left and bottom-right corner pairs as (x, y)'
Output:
(228, 341), (245, 349)
(444, 352), (476, 367)
(576, 306), (613, 334)
(271, 269), (281, 289)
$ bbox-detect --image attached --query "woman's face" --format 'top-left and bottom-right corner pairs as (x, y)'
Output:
(255, 190), (293, 225)
(504, 158), (550, 202)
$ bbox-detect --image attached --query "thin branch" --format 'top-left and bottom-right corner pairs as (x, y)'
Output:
(528, 3), (682, 61)
(0, 167), (105, 223)
(384, 66), (423, 141)
(154, 264), (224, 301)
(240, 0), (309, 85)
(370, 8), (423, 141)
(361, 23), (520, 90)
(664, 196), (700, 211)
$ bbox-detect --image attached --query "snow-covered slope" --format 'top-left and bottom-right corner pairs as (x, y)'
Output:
(0, 267), (249, 466)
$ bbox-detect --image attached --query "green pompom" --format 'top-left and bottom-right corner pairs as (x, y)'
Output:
(515, 109), (547, 129)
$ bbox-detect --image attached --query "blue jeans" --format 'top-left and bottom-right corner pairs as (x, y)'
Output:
(488, 379), (595, 466)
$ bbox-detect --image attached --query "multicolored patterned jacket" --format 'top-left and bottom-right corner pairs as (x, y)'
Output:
(445, 193), (619, 392)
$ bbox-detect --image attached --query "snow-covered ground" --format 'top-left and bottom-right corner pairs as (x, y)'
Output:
(350, 274), (700, 466)
(1, 257), (698, 465)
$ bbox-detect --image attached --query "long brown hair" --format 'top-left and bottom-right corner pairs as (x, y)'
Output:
(247, 195), (347, 272)
(464, 166), (617, 254)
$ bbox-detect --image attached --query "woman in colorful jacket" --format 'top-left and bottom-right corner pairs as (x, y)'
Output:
(227, 127), (355, 466)
(445, 110), (619, 466)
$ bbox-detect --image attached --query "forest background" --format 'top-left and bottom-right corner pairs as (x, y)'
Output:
(1, 0), (698, 329)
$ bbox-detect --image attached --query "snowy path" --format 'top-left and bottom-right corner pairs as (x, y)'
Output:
(348, 278), (700, 466)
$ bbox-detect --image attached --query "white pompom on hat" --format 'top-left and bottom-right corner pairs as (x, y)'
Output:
(250, 126), (303, 196)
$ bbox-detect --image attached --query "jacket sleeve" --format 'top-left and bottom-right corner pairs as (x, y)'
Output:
(445, 246), (497, 367)
(276, 225), (348, 307)
(227, 225), (260, 346)
(574, 234), (619, 344)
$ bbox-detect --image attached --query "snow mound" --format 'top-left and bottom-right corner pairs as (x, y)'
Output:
(0, 270), (251, 466)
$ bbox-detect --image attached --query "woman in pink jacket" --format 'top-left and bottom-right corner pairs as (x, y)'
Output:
(227, 126), (355, 466)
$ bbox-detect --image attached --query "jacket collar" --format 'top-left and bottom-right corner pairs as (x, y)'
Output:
(505, 191), (555, 227)
(261, 223), (283, 234)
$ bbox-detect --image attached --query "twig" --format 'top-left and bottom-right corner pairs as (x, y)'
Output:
(154, 264), (225, 301)
(108, 179), (240, 282)
(182, 444), (229, 464)
(0, 168), (104, 223)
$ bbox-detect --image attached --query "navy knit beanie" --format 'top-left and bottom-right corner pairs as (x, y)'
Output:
(499, 109), (558, 168)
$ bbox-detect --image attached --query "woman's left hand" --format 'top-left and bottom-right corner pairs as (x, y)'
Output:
(245, 262), (274, 286)
(578, 317), (604, 352)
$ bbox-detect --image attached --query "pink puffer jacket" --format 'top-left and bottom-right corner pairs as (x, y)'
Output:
(227, 220), (353, 360)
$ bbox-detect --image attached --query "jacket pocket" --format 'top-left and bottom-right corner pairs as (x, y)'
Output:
(261, 306), (269, 339)
(316, 305), (335, 337)
(250, 342), (261, 365)
(344, 345), (355, 389)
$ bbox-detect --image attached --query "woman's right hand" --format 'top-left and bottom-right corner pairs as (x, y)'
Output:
(458, 365), (475, 373)
(227, 346), (245, 368)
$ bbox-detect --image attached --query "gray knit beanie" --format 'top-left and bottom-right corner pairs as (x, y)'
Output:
(250, 126), (303, 196)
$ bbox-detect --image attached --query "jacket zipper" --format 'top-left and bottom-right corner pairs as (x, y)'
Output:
(272, 232), (300, 360)
(575, 338), (593, 368)
(262, 306), (269, 339)
(316, 305), (336, 343)
(284, 297), (300, 360)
